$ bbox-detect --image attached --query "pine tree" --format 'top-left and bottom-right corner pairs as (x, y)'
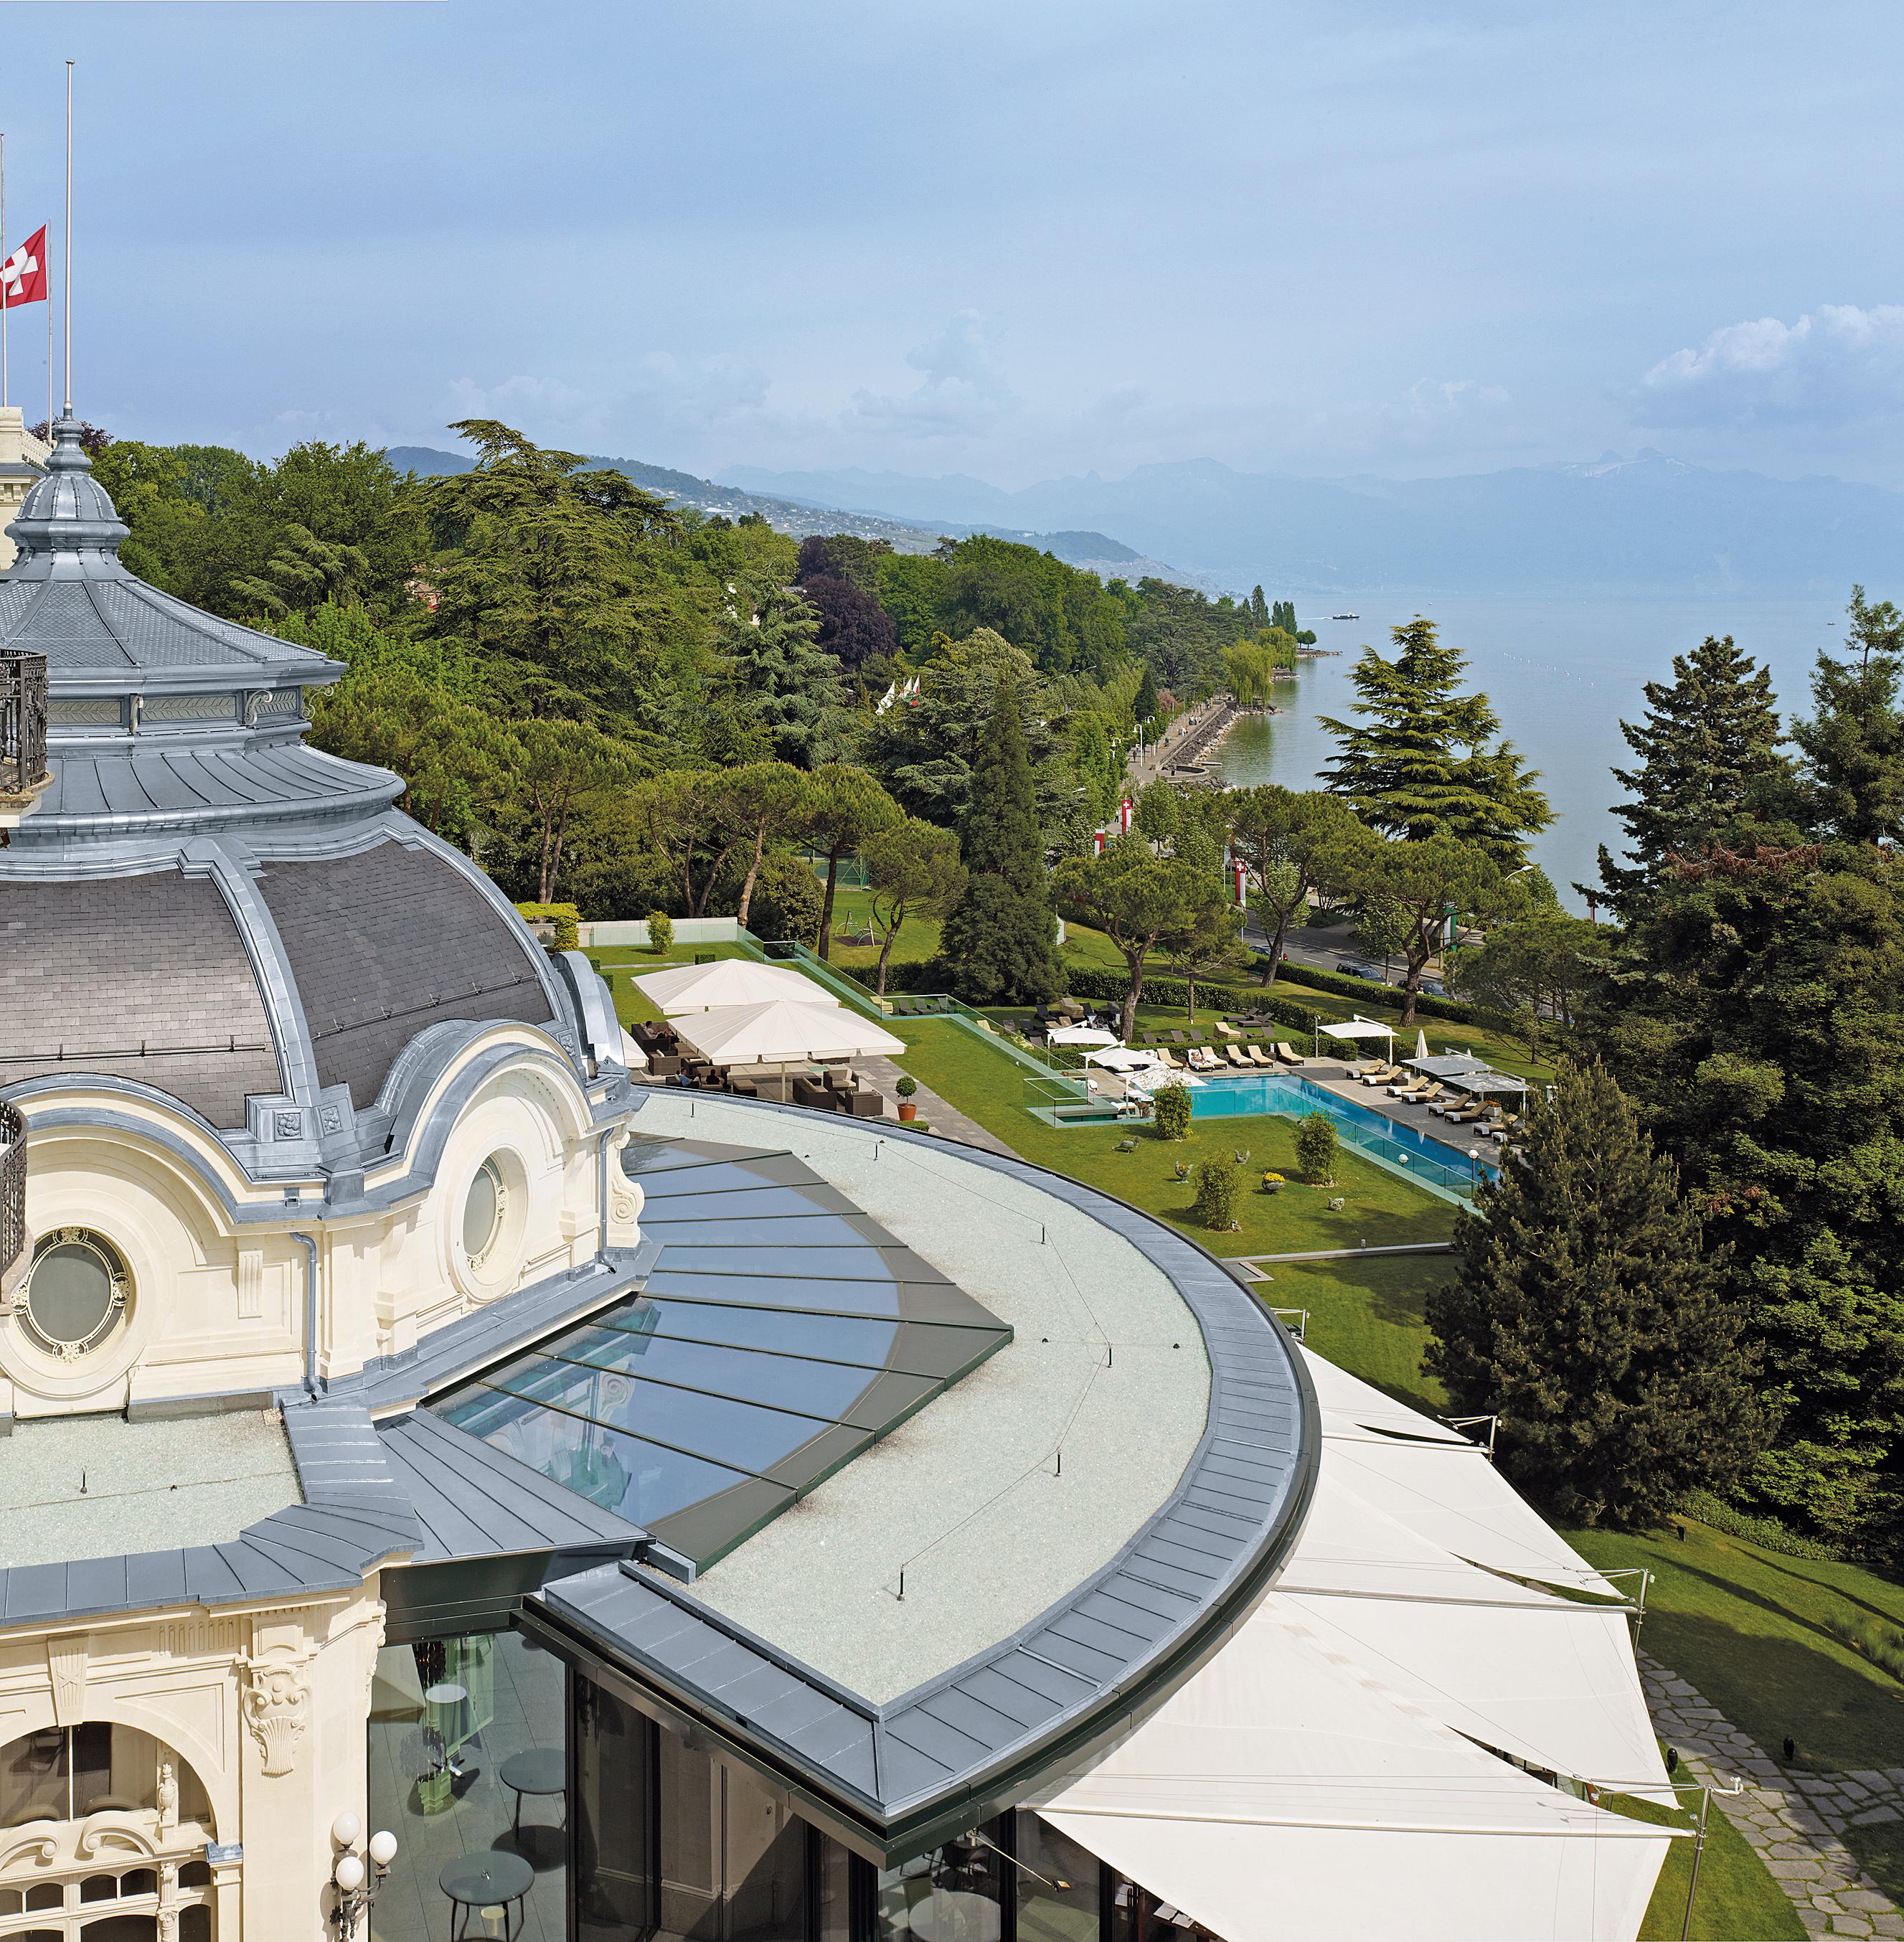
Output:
(1425, 1063), (1764, 1529)
(1319, 617), (1550, 864)
(1597, 633), (1789, 913)
(1250, 585), (1270, 630)
(721, 585), (854, 768)
(1134, 663), (1159, 723)
(1793, 587), (1904, 847)
(940, 682), (1065, 1004)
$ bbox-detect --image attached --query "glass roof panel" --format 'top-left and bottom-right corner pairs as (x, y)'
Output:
(426, 1137), (1014, 1568)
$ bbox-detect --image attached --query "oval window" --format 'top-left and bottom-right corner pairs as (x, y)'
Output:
(21, 1230), (129, 1359)
(461, 1159), (506, 1268)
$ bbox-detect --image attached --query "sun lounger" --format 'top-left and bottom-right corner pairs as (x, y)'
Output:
(1187, 1047), (1222, 1072)
(1359, 1063), (1403, 1086)
(1246, 1045), (1275, 1067)
(1225, 1045), (1250, 1067)
(1348, 1057), (1383, 1077)
(1273, 1042), (1306, 1067)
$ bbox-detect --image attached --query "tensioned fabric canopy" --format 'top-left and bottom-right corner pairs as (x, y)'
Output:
(673, 998), (905, 1067)
(1320, 1017), (1396, 1044)
(1405, 1052), (1487, 1078)
(1441, 1067), (1530, 1095)
(1048, 1022), (1119, 1046)
(1032, 1347), (1675, 1942)
(634, 959), (825, 1014)
(1084, 1046), (1169, 1072)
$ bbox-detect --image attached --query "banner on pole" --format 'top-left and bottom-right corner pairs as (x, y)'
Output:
(1, 227), (46, 309)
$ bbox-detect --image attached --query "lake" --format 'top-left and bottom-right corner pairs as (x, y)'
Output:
(1210, 593), (1847, 908)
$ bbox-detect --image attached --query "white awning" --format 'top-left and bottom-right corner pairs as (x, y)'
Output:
(634, 959), (828, 1014)
(617, 1027), (649, 1072)
(1441, 1068), (1531, 1095)
(1320, 1017), (1396, 1043)
(1049, 1023), (1119, 1046)
(1036, 1598), (1674, 1942)
(672, 998), (905, 1067)
(1085, 1047), (1169, 1072)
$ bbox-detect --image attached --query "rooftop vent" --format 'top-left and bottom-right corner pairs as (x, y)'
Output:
(0, 649), (49, 839)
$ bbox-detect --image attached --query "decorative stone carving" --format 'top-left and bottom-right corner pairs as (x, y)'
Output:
(47, 1634), (88, 1726)
(156, 1859), (180, 1942)
(156, 1760), (177, 1831)
(242, 1654), (313, 1776)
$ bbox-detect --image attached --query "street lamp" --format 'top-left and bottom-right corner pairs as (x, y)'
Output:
(1468, 1146), (1481, 1189)
(330, 1811), (398, 1940)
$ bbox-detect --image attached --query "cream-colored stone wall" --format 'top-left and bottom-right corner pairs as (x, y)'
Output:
(0, 1024), (643, 1420)
(0, 1586), (387, 1941)
(0, 406), (49, 571)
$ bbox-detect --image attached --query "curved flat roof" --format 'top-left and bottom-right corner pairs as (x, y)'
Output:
(531, 1092), (1318, 1862)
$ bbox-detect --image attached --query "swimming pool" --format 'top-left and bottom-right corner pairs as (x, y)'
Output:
(1187, 1071), (1497, 1196)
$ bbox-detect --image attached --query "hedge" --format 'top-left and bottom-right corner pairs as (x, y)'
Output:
(514, 901), (581, 951)
(1060, 964), (1323, 1032)
(1260, 956), (1478, 1024)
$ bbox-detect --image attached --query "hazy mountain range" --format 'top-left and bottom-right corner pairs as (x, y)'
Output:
(385, 447), (1209, 590)
(720, 452), (1904, 598)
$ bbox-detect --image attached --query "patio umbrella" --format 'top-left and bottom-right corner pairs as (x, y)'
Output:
(1085, 1046), (1169, 1072)
(1415, 1028), (1430, 1060)
(1319, 1017), (1396, 1052)
(635, 959), (828, 1014)
(673, 997), (905, 1068)
(1049, 1023), (1120, 1047)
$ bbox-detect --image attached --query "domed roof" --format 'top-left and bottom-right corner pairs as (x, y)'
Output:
(0, 415), (607, 1174)
(0, 416), (339, 694)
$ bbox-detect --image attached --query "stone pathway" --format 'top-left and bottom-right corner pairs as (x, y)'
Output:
(1640, 1652), (1903, 1936)
(856, 1055), (1019, 1159)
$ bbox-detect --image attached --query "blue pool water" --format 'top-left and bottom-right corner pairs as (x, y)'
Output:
(1188, 1072), (1496, 1196)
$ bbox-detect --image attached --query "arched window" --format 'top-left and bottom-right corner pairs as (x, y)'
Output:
(0, 1730), (216, 1942)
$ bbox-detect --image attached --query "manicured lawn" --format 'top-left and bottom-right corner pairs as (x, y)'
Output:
(1253, 1254), (1448, 1415)
(819, 885), (944, 979)
(1568, 1521), (1904, 1773)
(1617, 1786), (1806, 1941)
(887, 1022), (1455, 1257)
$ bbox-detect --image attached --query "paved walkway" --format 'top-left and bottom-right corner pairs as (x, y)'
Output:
(857, 1055), (1019, 1159)
(1639, 1651), (1903, 1936)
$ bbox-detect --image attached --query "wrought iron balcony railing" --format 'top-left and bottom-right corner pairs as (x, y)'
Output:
(0, 1100), (25, 1300)
(1, 649), (49, 801)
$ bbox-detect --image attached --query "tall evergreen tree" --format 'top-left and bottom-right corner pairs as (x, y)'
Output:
(1319, 618), (1550, 865)
(1794, 586), (1904, 847)
(1133, 662), (1159, 722)
(940, 683), (1065, 1005)
(1249, 585), (1270, 629)
(720, 585), (854, 768)
(1425, 1063), (1764, 1529)
(1596, 633), (1790, 915)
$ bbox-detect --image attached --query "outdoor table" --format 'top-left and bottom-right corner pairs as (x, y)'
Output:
(909, 1891), (1003, 1942)
(439, 1850), (534, 1941)
(500, 1746), (567, 1832)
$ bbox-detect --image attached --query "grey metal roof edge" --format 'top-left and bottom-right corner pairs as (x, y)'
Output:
(343, 1243), (656, 1415)
(532, 1098), (1320, 1849)
(0, 1403), (423, 1634)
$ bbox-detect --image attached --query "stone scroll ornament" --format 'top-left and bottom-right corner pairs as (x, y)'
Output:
(242, 1654), (313, 1776)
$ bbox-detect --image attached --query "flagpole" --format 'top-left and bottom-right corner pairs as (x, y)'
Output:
(2, 130), (10, 411)
(62, 60), (72, 419)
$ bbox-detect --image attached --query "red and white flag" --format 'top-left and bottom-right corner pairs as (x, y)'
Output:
(1, 227), (47, 309)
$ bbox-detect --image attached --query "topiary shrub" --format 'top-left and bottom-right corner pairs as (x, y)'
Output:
(646, 910), (674, 956)
(514, 902), (581, 951)
(1153, 1083), (1192, 1141)
(1195, 1153), (1240, 1231)
(1293, 1111), (1338, 1184)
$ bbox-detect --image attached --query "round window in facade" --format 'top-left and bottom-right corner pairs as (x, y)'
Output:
(19, 1229), (131, 1361)
(461, 1158), (507, 1269)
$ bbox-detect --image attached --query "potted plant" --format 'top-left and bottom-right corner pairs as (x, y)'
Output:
(401, 1725), (452, 1816)
(1260, 1170), (1286, 1194)
(894, 1076), (918, 1123)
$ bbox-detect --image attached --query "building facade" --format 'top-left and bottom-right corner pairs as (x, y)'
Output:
(0, 423), (1675, 1942)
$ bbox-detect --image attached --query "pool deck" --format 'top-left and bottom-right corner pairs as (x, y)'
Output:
(1298, 1060), (1513, 1161)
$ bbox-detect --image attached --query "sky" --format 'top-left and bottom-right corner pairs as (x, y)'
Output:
(4, 0), (1903, 491)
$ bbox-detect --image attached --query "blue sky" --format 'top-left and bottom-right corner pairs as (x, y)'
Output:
(4, 0), (1901, 488)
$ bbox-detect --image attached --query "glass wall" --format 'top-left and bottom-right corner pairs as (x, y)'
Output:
(367, 1630), (566, 1942)
(1015, 1815), (1100, 1942)
(876, 1818), (1008, 1942)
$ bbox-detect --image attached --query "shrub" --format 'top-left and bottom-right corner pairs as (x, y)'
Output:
(1153, 1083), (1192, 1141)
(1293, 1112), (1338, 1184)
(1059, 963), (1322, 1033)
(1261, 956), (1478, 1024)
(748, 853), (826, 946)
(1195, 1153), (1240, 1230)
(514, 902), (581, 951)
(646, 910), (674, 956)
(894, 1075), (918, 1100)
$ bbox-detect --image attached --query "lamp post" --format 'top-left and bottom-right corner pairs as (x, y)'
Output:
(1468, 1146), (1480, 1189)
(329, 1811), (398, 1941)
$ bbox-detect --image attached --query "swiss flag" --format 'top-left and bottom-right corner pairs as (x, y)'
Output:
(1, 227), (47, 309)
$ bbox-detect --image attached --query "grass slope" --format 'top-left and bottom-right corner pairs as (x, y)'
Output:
(1616, 1788), (1807, 1941)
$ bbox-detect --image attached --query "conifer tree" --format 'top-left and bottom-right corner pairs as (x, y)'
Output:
(940, 682), (1065, 1004)
(1425, 1063), (1763, 1529)
(1319, 618), (1550, 864)
(1794, 586), (1904, 847)
(1134, 662), (1159, 723)
(1596, 633), (1790, 914)
(720, 585), (854, 769)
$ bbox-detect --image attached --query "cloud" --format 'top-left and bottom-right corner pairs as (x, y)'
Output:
(442, 354), (770, 452)
(845, 309), (1017, 440)
(1634, 304), (1904, 429)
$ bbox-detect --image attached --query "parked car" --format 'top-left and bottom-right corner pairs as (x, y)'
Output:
(1418, 978), (1447, 996)
(1335, 960), (1386, 981)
